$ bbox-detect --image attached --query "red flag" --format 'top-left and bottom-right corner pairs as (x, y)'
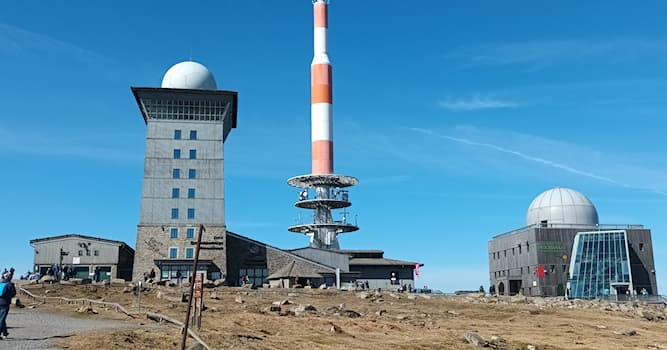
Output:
(540, 264), (545, 279)
(415, 263), (420, 277)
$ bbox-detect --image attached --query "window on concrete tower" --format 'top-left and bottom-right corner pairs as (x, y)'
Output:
(169, 248), (177, 259)
(187, 228), (195, 239)
(188, 169), (196, 179)
(190, 130), (197, 140)
(185, 248), (194, 259)
(189, 149), (196, 159)
(173, 149), (181, 159)
(188, 188), (195, 199)
(173, 169), (181, 179)
(172, 188), (180, 198)
(170, 228), (178, 239)
(171, 208), (179, 219)
(187, 208), (195, 219)
(174, 130), (182, 140)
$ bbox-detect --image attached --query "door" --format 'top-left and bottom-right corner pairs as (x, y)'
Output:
(97, 266), (112, 282)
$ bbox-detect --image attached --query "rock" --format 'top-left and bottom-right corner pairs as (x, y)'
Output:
(510, 295), (527, 303)
(209, 292), (219, 300)
(375, 309), (387, 316)
(388, 293), (400, 299)
(242, 283), (255, 289)
(40, 275), (55, 284)
(528, 310), (540, 315)
(447, 310), (460, 316)
(269, 305), (281, 312)
(639, 310), (656, 321)
(463, 331), (487, 347)
(594, 325), (607, 329)
(527, 345), (537, 350)
(288, 292), (298, 297)
(272, 300), (291, 306)
(76, 306), (98, 314)
(278, 309), (294, 317)
(407, 295), (417, 300)
(235, 296), (244, 304)
(330, 324), (343, 334)
(613, 329), (637, 336)
(339, 310), (361, 318)
(356, 292), (370, 299)
(110, 279), (126, 286)
(214, 279), (225, 287)
(319, 284), (327, 289)
(293, 304), (317, 316)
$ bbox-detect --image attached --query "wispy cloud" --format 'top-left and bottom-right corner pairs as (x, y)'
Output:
(438, 96), (519, 111)
(409, 127), (667, 196)
(0, 22), (116, 68)
(445, 37), (667, 69)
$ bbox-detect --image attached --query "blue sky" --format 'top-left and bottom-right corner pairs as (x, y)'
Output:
(1, 1), (666, 292)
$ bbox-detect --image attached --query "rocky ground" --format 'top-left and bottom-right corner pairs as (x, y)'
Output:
(14, 282), (667, 349)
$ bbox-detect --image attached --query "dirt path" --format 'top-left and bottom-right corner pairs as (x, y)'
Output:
(1, 308), (137, 350)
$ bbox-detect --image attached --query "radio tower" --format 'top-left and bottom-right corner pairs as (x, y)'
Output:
(288, 0), (358, 250)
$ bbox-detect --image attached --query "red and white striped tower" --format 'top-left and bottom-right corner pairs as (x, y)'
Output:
(288, 0), (359, 250)
(311, 0), (333, 175)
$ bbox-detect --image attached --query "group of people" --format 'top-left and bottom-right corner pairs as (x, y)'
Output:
(0, 267), (17, 340)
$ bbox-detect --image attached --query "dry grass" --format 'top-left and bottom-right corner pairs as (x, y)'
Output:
(19, 283), (667, 350)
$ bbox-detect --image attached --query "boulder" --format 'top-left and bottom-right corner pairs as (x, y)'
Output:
(463, 331), (487, 347)
(272, 300), (291, 306)
(375, 309), (387, 316)
(613, 329), (637, 336)
(356, 292), (370, 299)
(110, 279), (126, 286)
(319, 284), (328, 289)
(11, 298), (24, 308)
(235, 296), (244, 304)
(40, 275), (55, 284)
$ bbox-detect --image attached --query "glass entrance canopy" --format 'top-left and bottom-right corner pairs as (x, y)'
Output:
(568, 230), (632, 299)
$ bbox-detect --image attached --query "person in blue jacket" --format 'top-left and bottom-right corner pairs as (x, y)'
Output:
(0, 271), (17, 340)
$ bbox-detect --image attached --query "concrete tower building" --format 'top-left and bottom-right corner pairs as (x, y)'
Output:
(131, 61), (238, 281)
(288, 0), (359, 250)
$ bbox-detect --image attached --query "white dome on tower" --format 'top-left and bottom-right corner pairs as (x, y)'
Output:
(161, 61), (217, 90)
(526, 187), (599, 226)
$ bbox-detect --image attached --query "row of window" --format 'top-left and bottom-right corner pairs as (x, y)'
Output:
(144, 98), (227, 121)
(171, 208), (196, 219)
(172, 188), (196, 199)
(77, 250), (99, 257)
(172, 169), (196, 179)
(173, 149), (197, 159)
(491, 242), (530, 260)
(169, 247), (194, 259)
(174, 129), (197, 140)
(169, 227), (196, 239)
(493, 264), (568, 278)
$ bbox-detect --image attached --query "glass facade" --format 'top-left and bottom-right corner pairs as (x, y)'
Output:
(142, 98), (230, 121)
(569, 230), (632, 299)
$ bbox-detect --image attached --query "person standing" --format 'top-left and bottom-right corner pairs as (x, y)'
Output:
(0, 272), (17, 340)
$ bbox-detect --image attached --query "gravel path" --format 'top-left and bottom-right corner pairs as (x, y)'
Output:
(0, 307), (137, 350)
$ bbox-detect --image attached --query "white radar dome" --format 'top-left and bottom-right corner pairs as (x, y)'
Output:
(526, 187), (599, 226)
(161, 61), (217, 90)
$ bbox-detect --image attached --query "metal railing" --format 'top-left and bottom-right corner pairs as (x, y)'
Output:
(493, 223), (645, 239)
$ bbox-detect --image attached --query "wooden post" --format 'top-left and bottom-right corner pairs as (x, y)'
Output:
(180, 224), (204, 350)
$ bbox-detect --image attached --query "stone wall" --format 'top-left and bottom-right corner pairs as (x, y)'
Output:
(132, 224), (226, 281)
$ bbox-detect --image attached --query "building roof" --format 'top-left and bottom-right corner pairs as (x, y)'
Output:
(349, 257), (422, 267)
(30, 234), (133, 250)
(526, 187), (599, 226)
(267, 260), (322, 280)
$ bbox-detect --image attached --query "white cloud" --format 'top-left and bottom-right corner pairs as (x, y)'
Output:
(438, 97), (519, 111)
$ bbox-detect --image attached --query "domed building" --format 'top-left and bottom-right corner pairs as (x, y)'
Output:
(488, 187), (657, 298)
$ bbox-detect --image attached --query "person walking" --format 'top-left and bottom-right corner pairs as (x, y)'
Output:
(0, 271), (17, 340)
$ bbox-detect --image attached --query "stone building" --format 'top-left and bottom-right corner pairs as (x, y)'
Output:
(131, 61), (236, 281)
(30, 234), (134, 281)
(488, 187), (658, 298)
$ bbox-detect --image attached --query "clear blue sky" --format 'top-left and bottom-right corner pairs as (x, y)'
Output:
(1, 1), (666, 292)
